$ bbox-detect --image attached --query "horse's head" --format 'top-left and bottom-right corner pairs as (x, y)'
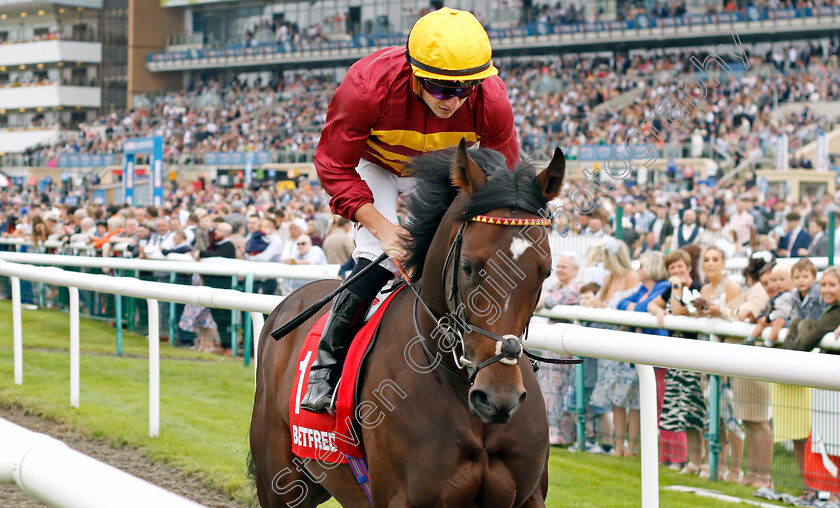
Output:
(404, 140), (565, 425)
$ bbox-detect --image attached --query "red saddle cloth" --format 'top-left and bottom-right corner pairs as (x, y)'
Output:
(289, 286), (404, 464)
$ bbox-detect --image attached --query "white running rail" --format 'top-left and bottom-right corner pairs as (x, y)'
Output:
(5, 259), (840, 507)
(0, 417), (206, 508)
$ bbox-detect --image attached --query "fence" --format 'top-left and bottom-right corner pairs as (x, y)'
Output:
(535, 304), (840, 497)
(0, 250), (338, 364)
(0, 418), (205, 508)
(0, 259), (281, 438)
(4, 258), (840, 506)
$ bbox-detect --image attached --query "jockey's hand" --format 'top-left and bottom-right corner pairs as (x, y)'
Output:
(378, 222), (410, 263)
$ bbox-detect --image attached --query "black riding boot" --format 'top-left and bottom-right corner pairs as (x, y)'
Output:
(300, 258), (393, 413)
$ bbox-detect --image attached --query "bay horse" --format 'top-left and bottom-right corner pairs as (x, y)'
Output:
(250, 141), (566, 507)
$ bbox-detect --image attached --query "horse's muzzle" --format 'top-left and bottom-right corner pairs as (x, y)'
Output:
(469, 388), (527, 424)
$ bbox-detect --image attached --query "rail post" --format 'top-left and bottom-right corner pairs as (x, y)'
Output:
(70, 287), (79, 408)
(168, 272), (177, 346)
(243, 272), (254, 367)
(147, 298), (160, 438)
(829, 211), (835, 267)
(12, 276), (22, 385)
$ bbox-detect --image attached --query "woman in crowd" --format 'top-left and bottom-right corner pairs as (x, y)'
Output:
(720, 254), (773, 488)
(693, 245), (743, 481)
(535, 252), (583, 446)
(589, 237), (641, 457)
(617, 251), (684, 467)
(617, 250), (669, 332)
(648, 249), (706, 475)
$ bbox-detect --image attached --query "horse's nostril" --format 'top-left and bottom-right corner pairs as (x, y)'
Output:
(518, 390), (527, 406)
(470, 389), (491, 409)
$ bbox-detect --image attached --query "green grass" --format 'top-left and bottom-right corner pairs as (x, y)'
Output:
(0, 299), (796, 506)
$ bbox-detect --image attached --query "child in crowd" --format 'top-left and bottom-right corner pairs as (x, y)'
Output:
(571, 282), (612, 454)
(790, 258), (825, 323)
(784, 265), (840, 352)
(746, 264), (796, 347)
(579, 282), (602, 308)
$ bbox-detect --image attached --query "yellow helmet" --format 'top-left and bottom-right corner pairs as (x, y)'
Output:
(406, 7), (498, 83)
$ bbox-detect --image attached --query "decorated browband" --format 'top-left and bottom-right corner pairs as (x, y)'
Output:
(470, 215), (551, 227)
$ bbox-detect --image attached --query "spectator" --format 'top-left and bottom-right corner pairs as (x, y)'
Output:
(618, 250), (669, 333)
(28, 215), (53, 250)
(69, 217), (96, 244)
(197, 222), (236, 351)
(93, 215), (124, 251)
(248, 218), (285, 295)
(776, 212), (811, 258)
(728, 199), (755, 247)
(671, 209), (704, 250)
(746, 264), (796, 347)
(576, 281), (611, 454)
(590, 237), (641, 458)
(283, 234), (327, 266)
(790, 258), (825, 324)
(536, 252), (582, 446)
(651, 205), (674, 248)
(162, 229), (191, 255)
(618, 249), (681, 470)
(696, 246), (742, 320)
(281, 218), (308, 260)
(322, 218), (354, 265)
(582, 243), (608, 284)
(786, 266), (840, 352)
(720, 254), (773, 489)
(648, 249), (706, 476)
(634, 231), (661, 258)
(283, 234), (328, 291)
(806, 216), (828, 257)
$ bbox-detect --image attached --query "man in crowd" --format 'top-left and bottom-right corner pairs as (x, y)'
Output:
(197, 222), (236, 351)
(672, 209), (703, 250)
(777, 212), (811, 258)
(322, 217), (354, 265)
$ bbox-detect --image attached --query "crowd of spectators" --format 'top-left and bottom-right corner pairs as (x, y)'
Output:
(533, 176), (840, 501)
(0, 181), (344, 355)
(22, 40), (840, 174)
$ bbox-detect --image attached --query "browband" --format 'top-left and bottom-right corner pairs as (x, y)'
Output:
(470, 215), (551, 227)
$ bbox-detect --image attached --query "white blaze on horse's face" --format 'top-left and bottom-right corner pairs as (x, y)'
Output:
(509, 236), (531, 261)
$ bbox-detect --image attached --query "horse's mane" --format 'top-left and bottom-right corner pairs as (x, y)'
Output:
(402, 147), (549, 282)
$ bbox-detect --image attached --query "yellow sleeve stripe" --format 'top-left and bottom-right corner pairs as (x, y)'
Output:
(366, 140), (410, 162)
(365, 151), (400, 172)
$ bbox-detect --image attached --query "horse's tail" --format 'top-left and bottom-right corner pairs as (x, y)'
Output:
(246, 449), (257, 482)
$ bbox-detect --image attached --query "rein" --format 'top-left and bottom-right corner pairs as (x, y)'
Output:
(398, 214), (580, 386)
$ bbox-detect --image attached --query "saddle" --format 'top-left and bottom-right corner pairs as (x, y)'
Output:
(288, 284), (406, 464)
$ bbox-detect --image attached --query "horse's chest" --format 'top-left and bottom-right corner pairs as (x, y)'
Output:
(433, 442), (534, 507)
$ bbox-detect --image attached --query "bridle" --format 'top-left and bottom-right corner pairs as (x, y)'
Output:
(401, 213), (580, 385)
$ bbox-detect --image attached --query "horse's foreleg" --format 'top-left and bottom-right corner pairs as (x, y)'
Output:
(517, 462), (548, 508)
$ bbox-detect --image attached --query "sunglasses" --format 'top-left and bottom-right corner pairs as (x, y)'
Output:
(419, 78), (477, 100)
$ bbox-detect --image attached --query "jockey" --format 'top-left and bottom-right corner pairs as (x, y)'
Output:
(301, 7), (519, 413)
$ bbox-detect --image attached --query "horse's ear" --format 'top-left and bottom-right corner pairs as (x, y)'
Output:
(450, 138), (486, 195)
(537, 147), (565, 201)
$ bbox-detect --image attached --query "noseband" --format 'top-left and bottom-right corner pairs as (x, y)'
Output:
(404, 214), (578, 385)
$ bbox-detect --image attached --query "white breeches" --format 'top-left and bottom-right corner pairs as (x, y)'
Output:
(352, 159), (417, 274)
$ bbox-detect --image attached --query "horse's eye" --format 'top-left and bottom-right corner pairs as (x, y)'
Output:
(461, 259), (473, 277)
